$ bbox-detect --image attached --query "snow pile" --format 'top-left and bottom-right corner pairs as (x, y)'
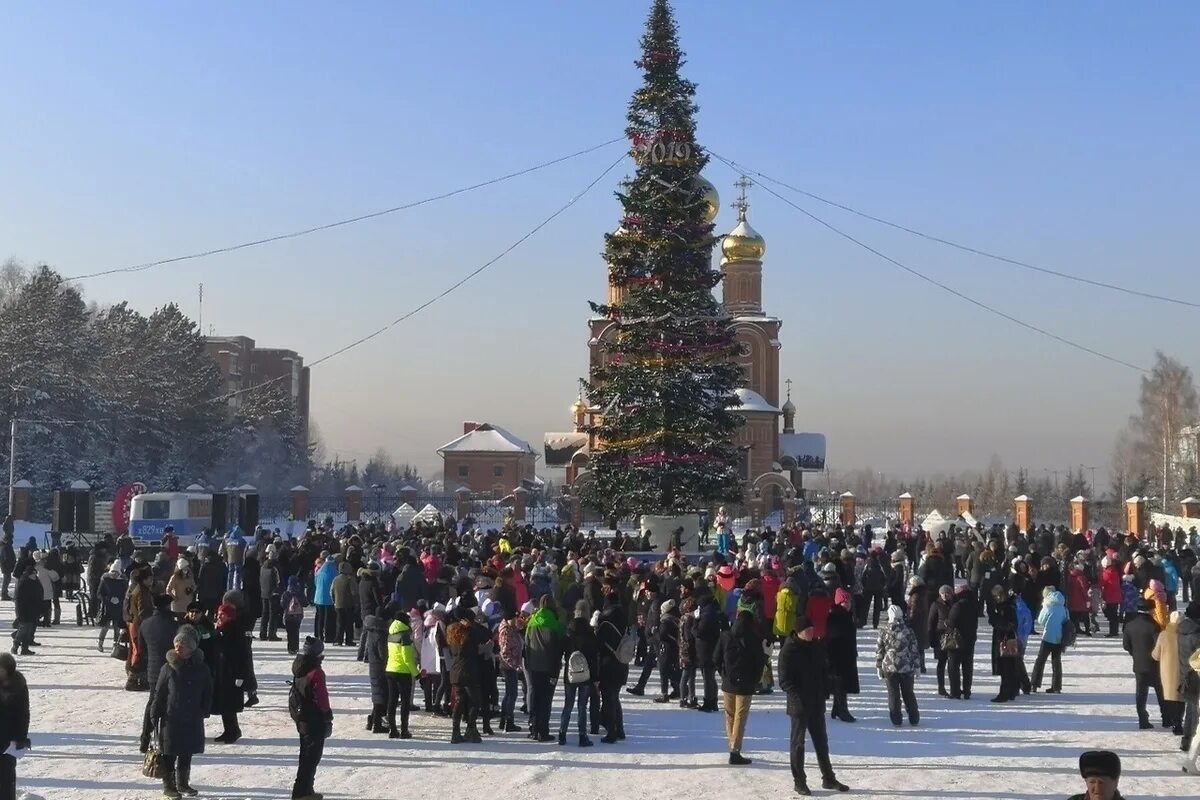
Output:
(2, 613), (1198, 799)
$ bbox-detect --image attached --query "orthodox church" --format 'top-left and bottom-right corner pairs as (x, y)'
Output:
(544, 178), (825, 515)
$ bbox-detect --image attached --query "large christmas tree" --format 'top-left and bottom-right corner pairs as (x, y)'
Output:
(581, 0), (745, 519)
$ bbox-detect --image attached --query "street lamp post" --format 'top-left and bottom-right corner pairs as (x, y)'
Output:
(7, 419), (15, 514)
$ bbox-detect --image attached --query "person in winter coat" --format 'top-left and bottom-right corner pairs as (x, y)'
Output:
(97, 562), (128, 652)
(280, 577), (306, 655)
(151, 625), (212, 799)
(0, 516), (15, 602)
(138, 594), (181, 753)
(713, 597), (767, 765)
(595, 578), (629, 743)
(861, 552), (889, 629)
(1124, 600), (1166, 729)
(496, 608), (524, 732)
(125, 565), (155, 689)
(559, 599), (599, 747)
(1177, 601), (1200, 752)
(1100, 557), (1124, 637)
(195, 551), (227, 615)
(312, 555), (337, 643)
(384, 607), (419, 739)
(1066, 565), (1091, 636)
(1152, 610), (1185, 735)
(927, 585), (953, 697)
(330, 562), (357, 647)
(1033, 590), (1069, 694)
(211, 602), (250, 743)
(653, 599), (681, 704)
(524, 594), (565, 741)
(826, 588), (859, 722)
(947, 582), (979, 699)
(906, 577), (930, 674)
(779, 615), (849, 796)
(222, 527), (247, 591)
(360, 612), (390, 735)
(0, 650), (30, 797)
(291, 638), (332, 800)
(447, 605), (489, 744)
(167, 559), (197, 617)
(258, 554), (281, 642)
(989, 586), (1022, 703)
(876, 605), (921, 726)
(694, 591), (721, 713)
(10, 566), (42, 656)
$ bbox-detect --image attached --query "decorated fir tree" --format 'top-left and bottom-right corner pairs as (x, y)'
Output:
(580, 0), (744, 519)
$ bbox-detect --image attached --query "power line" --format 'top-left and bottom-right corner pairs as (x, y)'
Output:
(214, 151), (627, 404)
(65, 137), (624, 281)
(710, 152), (1198, 310)
(708, 153), (1147, 373)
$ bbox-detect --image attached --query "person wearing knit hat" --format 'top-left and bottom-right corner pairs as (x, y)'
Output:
(877, 605), (921, 726)
(212, 601), (248, 744)
(714, 590), (767, 766)
(1124, 594), (1167, 729)
(1068, 750), (1124, 800)
(291, 636), (332, 800)
(779, 614), (849, 795)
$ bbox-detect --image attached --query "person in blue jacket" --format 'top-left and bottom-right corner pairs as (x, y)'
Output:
(313, 554), (338, 643)
(1032, 589), (1068, 693)
(1014, 593), (1034, 695)
(716, 525), (734, 557)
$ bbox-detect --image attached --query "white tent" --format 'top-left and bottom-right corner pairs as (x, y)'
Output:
(392, 503), (418, 528)
(920, 509), (954, 537)
(413, 503), (442, 524)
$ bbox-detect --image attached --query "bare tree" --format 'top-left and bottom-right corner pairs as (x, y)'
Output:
(1122, 351), (1198, 511)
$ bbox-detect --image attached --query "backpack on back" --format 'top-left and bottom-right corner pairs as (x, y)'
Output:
(567, 650), (591, 684)
(288, 675), (311, 725)
(607, 623), (638, 665)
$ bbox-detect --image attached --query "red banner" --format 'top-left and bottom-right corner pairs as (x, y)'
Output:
(112, 482), (147, 536)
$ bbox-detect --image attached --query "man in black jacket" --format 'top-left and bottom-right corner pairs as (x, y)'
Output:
(1123, 599), (1165, 729)
(947, 583), (979, 699)
(693, 591), (721, 712)
(138, 594), (180, 752)
(779, 615), (848, 795)
(595, 578), (628, 744)
(713, 598), (766, 766)
(627, 576), (661, 696)
(10, 566), (42, 655)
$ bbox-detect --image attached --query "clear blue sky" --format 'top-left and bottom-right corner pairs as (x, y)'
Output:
(2, 1), (1197, 489)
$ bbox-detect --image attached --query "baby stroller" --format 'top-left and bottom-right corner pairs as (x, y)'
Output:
(75, 588), (96, 626)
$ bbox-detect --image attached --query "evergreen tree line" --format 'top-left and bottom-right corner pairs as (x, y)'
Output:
(0, 261), (310, 517)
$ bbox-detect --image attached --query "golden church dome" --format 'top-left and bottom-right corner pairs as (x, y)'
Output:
(721, 216), (766, 262)
(695, 176), (719, 224)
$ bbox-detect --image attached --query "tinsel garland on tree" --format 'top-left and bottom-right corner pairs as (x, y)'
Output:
(579, 0), (744, 518)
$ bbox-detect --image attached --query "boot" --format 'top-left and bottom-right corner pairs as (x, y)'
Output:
(466, 722), (483, 744)
(365, 713), (374, 731)
(505, 716), (523, 733)
(451, 712), (464, 744)
(729, 751), (752, 766)
(822, 776), (849, 792)
(579, 735), (594, 747)
(794, 778), (811, 796)
(177, 763), (198, 797)
(162, 771), (182, 800)
(557, 730), (567, 746)
(371, 716), (388, 735)
(389, 726), (401, 739)
(482, 716), (494, 736)
(400, 727), (413, 740)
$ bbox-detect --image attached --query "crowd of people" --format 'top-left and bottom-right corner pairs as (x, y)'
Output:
(3, 508), (1200, 799)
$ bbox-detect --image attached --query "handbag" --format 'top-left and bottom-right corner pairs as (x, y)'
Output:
(110, 629), (129, 662)
(141, 732), (163, 779)
(939, 629), (961, 652)
(999, 638), (1020, 658)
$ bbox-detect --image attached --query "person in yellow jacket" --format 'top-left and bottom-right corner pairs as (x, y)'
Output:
(774, 584), (798, 640)
(386, 608), (420, 739)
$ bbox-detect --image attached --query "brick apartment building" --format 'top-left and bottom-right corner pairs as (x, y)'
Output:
(204, 335), (310, 442)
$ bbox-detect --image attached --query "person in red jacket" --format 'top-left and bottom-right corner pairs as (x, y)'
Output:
(1066, 564), (1091, 637)
(760, 570), (781, 628)
(1099, 557), (1124, 637)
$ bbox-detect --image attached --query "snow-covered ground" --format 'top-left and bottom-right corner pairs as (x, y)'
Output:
(5, 608), (1199, 800)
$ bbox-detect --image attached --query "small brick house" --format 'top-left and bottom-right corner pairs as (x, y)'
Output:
(439, 422), (537, 497)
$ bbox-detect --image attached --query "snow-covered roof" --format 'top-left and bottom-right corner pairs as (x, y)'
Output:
(392, 503), (418, 527)
(187, 483), (208, 492)
(1126, 495), (1143, 503)
(69, 479), (90, 490)
(1183, 497), (1200, 504)
(1070, 495), (1088, 503)
(730, 388), (779, 414)
(841, 492), (855, 498)
(898, 492), (913, 499)
(439, 423), (535, 455)
(345, 484), (363, 492)
(413, 503), (441, 523)
(237, 484), (257, 492)
(398, 484), (418, 492)
(1014, 495), (1030, 502)
(13, 480), (32, 488)
(290, 485), (309, 492)
(957, 494), (971, 500)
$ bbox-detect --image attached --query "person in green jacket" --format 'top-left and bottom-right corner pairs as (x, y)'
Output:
(386, 607), (419, 739)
